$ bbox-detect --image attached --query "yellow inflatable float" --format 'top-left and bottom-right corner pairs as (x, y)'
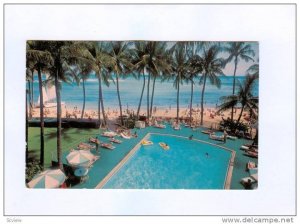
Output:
(141, 140), (153, 146)
(159, 142), (170, 150)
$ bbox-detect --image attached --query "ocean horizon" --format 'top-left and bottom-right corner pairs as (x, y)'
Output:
(29, 74), (258, 111)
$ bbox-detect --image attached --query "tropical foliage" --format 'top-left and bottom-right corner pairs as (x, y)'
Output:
(223, 42), (255, 120)
(217, 73), (258, 131)
(26, 41), (54, 168)
(198, 45), (224, 125)
(26, 40), (258, 172)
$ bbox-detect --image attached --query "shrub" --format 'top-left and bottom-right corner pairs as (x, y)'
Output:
(26, 160), (43, 183)
(219, 118), (248, 134)
(126, 119), (135, 129)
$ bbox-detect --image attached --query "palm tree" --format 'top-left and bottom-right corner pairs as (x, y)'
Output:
(198, 45), (224, 125)
(171, 42), (189, 123)
(138, 42), (173, 121)
(86, 42), (111, 126)
(181, 41), (210, 126)
(25, 88), (29, 163)
(66, 41), (112, 126)
(32, 41), (74, 170)
(66, 62), (93, 119)
(25, 68), (33, 164)
(26, 68), (33, 118)
(150, 43), (174, 118)
(106, 41), (134, 126)
(247, 62), (259, 77)
(185, 54), (203, 126)
(217, 74), (258, 126)
(78, 63), (92, 119)
(27, 67), (35, 111)
(223, 42), (255, 120)
(26, 42), (54, 168)
(133, 41), (148, 120)
(45, 41), (77, 170)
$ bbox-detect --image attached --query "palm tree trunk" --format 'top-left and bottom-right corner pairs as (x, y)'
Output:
(26, 89), (29, 164)
(97, 75), (101, 124)
(81, 79), (86, 119)
(147, 73), (151, 121)
(136, 70), (146, 120)
(190, 80), (194, 126)
(99, 73), (107, 126)
(231, 57), (238, 121)
(150, 75), (156, 117)
(200, 74), (208, 125)
(176, 79), (180, 123)
(55, 69), (63, 171)
(37, 67), (44, 168)
(236, 104), (245, 124)
(253, 129), (258, 145)
(31, 69), (34, 108)
(116, 73), (124, 125)
(27, 80), (32, 119)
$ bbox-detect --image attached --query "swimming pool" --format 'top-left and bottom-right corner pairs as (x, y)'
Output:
(100, 133), (234, 189)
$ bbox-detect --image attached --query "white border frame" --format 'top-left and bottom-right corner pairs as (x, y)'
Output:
(3, 4), (296, 216)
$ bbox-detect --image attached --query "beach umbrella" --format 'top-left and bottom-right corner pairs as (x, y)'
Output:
(250, 173), (258, 182)
(27, 169), (66, 188)
(66, 150), (95, 166)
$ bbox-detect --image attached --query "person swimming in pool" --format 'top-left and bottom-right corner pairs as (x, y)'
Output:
(205, 152), (209, 158)
(189, 134), (193, 140)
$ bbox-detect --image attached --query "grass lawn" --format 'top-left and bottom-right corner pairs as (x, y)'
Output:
(28, 127), (101, 168)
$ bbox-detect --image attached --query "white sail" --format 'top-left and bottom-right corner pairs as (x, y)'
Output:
(37, 87), (49, 105)
(47, 85), (56, 101)
(36, 75), (66, 108)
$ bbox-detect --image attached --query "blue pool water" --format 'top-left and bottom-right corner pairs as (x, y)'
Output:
(102, 134), (232, 189)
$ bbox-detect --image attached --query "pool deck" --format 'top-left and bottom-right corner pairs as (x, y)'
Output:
(70, 124), (257, 189)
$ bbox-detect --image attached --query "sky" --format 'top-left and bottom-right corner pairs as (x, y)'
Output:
(221, 42), (259, 76)
(165, 41), (259, 76)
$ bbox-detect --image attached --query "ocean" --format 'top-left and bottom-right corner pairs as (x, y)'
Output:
(30, 75), (258, 110)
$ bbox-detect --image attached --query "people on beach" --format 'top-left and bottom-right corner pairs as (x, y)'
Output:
(32, 103), (250, 125)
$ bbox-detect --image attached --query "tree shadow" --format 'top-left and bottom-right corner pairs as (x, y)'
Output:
(44, 128), (72, 141)
(27, 150), (40, 162)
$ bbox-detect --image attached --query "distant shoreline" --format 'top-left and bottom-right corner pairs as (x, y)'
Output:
(29, 75), (258, 113)
(30, 105), (252, 130)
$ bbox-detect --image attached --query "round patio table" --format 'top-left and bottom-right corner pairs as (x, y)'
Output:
(74, 168), (89, 183)
(74, 167), (89, 177)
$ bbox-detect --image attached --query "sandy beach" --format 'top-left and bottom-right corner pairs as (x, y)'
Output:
(30, 105), (252, 129)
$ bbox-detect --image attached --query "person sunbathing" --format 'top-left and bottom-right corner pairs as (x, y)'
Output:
(78, 142), (95, 150)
